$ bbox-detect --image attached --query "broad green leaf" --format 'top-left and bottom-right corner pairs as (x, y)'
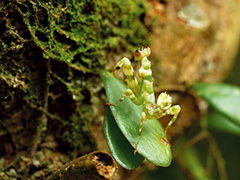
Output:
(100, 70), (172, 167)
(191, 83), (240, 127)
(208, 111), (240, 136)
(104, 107), (144, 169)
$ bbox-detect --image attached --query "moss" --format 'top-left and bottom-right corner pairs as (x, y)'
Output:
(1, 0), (150, 71)
(0, 0), (152, 178)
(62, 105), (94, 158)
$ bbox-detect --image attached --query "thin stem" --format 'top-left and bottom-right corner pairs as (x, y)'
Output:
(174, 131), (228, 180)
(173, 131), (208, 158)
(206, 133), (228, 180)
(201, 114), (228, 180)
(206, 148), (214, 177)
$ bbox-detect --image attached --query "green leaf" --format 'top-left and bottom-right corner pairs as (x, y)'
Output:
(104, 107), (144, 169)
(208, 111), (240, 136)
(191, 83), (240, 127)
(100, 70), (172, 167)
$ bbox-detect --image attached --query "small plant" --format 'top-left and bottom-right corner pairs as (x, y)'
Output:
(100, 47), (181, 169)
(106, 47), (181, 154)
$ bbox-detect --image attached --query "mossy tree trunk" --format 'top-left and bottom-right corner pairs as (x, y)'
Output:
(0, 0), (151, 179)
